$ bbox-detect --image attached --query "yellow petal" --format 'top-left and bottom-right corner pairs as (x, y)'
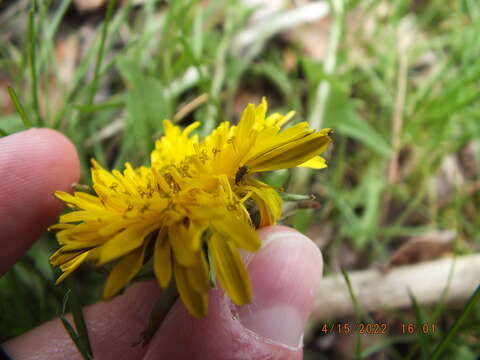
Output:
(152, 167), (174, 194)
(168, 221), (199, 266)
(154, 229), (172, 288)
(244, 122), (310, 162)
(91, 184), (129, 212)
(102, 242), (147, 299)
(112, 169), (137, 195)
(237, 103), (256, 140)
(74, 192), (104, 208)
(243, 179), (282, 226)
(184, 121), (201, 136)
(186, 251), (210, 294)
(94, 223), (157, 265)
(174, 261), (208, 318)
(50, 240), (101, 263)
(59, 210), (100, 223)
(54, 251), (90, 285)
(91, 159), (126, 193)
(189, 220), (208, 251)
(209, 234), (252, 305)
(265, 110), (295, 128)
(298, 156), (327, 169)
(48, 223), (74, 231)
(211, 215), (260, 252)
(51, 248), (81, 267)
(98, 218), (134, 237)
(56, 222), (104, 244)
(254, 97), (268, 125)
(247, 131), (332, 173)
(54, 191), (103, 211)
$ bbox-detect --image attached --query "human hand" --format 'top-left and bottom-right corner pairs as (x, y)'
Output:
(1, 128), (323, 360)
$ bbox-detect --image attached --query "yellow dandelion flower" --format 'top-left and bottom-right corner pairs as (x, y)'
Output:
(195, 97), (332, 225)
(50, 98), (332, 319)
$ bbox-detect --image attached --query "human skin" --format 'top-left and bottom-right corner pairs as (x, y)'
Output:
(0, 128), (323, 360)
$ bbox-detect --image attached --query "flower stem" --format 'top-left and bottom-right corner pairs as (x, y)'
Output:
(140, 280), (179, 346)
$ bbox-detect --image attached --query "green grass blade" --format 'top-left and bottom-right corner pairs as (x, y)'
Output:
(39, 0), (72, 69)
(307, 0), (344, 131)
(361, 335), (417, 358)
(74, 99), (124, 113)
(7, 86), (31, 128)
(408, 289), (430, 360)
(60, 289), (92, 360)
(430, 285), (480, 359)
(28, 1), (42, 125)
(140, 280), (179, 346)
(0, 128), (8, 137)
(292, 209), (314, 233)
(60, 317), (92, 360)
(68, 279), (93, 358)
(341, 268), (362, 360)
(87, 0), (115, 106)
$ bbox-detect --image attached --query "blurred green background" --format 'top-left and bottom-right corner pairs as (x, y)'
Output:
(0, 0), (479, 358)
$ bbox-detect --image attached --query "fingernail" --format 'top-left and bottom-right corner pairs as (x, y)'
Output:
(237, 230), (323, 348)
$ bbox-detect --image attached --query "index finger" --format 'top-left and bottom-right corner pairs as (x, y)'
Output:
(0, 128), (80, 276)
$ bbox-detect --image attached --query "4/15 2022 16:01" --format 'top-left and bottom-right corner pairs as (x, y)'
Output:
(320, 323), (437, 335)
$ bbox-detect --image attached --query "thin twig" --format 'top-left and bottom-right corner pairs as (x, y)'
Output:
(311, 254), (480, 320)
(174, 93), (209, 122)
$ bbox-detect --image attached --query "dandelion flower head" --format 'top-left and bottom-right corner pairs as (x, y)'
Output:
(50, 98), (332, 318)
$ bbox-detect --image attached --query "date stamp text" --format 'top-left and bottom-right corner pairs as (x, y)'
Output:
(320, 322), (437, 335)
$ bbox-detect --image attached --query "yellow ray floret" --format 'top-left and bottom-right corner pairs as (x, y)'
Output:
(50, 98), (332, 318)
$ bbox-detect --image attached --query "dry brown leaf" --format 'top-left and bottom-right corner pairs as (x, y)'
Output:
(74, 0), (106, 12)
(284, 17), (331, 61)
(282, 48), (298, 72)
(56, 35), (80, 85)
(38, 35), (80, 118)
(233, 91), (263, 118)
(0, 77), (14, 115)
(459, 141), (480, 180)
(387, 230), (455, 267)
(431, 155), (466, 206)
(330, 242), (362, 272)
(307, 222), (332, 249)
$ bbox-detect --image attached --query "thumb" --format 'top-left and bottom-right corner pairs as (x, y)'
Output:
(144, 225), (323, 359)
(3, 226), (322, 360)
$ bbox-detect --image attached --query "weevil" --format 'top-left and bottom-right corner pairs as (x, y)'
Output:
(235, 165), (249, 184)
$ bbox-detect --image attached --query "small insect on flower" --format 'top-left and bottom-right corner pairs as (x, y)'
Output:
(235, 165), (249, 184)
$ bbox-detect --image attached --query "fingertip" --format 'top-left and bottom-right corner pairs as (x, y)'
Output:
(237, 225), (323, 348)
(4, 281), (160, 360)
(144, 226), (322, 358)
(0, 128), (80, 275)
(255, 225), (323, 292)
(24, 127), (80, 174)
(258, 225), (323, 269)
